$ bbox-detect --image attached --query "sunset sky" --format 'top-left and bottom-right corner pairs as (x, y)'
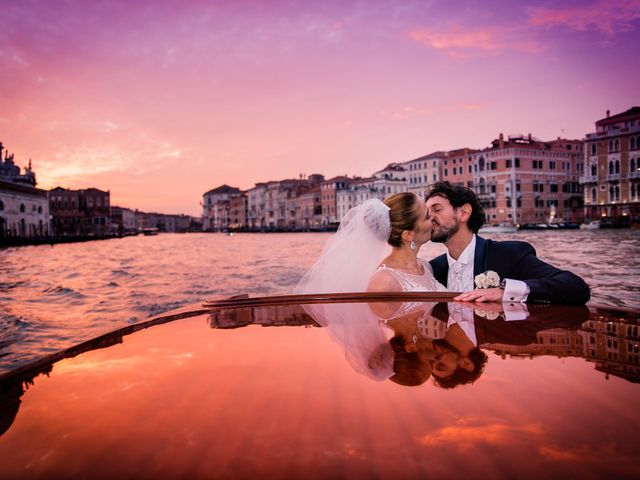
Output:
(1, 0), (639, 215)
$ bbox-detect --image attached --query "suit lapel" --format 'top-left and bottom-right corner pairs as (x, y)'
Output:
(474, 235), (488, 276)
(431, 255), (449, 286)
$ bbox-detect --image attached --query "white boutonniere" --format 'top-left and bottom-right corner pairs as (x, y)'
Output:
(474, 270), (500, 289)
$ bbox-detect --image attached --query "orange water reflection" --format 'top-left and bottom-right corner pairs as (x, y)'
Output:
(0, 306), (639, 478)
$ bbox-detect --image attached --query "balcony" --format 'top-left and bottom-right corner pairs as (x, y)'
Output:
(630, 171), (640, 179)
(606, 174), (621, 182)
(579, 175), (598, 184)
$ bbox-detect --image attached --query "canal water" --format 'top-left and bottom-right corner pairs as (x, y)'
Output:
(1, 229), (639, 374)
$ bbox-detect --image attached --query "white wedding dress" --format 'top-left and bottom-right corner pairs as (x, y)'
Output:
(294, 199), (447, 381)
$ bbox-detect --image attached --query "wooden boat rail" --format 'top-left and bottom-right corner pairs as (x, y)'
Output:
(202, 292), (460, 309)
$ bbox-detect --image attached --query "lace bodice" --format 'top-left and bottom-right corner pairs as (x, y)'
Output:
(374, 258), (448, 319)
(376, 258), (447, 293)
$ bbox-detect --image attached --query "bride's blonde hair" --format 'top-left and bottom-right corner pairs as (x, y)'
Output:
(383, 192), (420, 248)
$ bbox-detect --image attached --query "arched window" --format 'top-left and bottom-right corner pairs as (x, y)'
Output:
(591, 164), (597, 176)
(631, 158), (636, 174)
(631, 137), (636, 150)
(591, 188), (596, 203)
(0, 200), (4, 211)
(19, 203), (25, 213)
(478, 156), (485, 171)
(609, 162), (614, 174)
(615, 139), (620, 152)
(38, 205), (42, 214)
(609, 140), (614, 152)
(591, 143), (597, 155)
(615, 160), (620, 174)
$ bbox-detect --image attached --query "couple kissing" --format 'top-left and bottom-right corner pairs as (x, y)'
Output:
(297, 181), (590, 306)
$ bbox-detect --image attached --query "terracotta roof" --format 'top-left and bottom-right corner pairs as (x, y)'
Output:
(596, 107), (640, 126)
(204, 184), (242, 196)
(407, 151), (446, 162)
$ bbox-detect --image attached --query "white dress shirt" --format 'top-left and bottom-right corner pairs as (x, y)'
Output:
(446, 234), (530, 303)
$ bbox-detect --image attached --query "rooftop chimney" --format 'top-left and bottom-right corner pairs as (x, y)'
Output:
(607, 110), (610, 118)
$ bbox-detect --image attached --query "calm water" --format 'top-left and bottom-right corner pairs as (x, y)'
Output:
(1, 230), (639, 374)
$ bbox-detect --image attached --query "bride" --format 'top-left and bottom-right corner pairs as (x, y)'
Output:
(295, 193), (446, 382)
(295, 192), (446, 297)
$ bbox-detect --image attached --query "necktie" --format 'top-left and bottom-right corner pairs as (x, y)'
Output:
(450, 262), (464, 292)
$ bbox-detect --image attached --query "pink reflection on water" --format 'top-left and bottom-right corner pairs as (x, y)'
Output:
(0, 312), (638, 478)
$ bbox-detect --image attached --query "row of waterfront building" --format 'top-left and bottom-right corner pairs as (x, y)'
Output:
(2, 106), (638, 241)
(0, 144), (200, 242)
(202, 107), (640, 231)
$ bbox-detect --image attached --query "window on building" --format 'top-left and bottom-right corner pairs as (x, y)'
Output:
(516, 198), (522, 208)
(490, 162), (497, 170)
(506, 159), (512, 168)
(615, 160), (620, 174)
(491, 185), (496, 193)
(20, 203), (25, 213)
(549, 161), (556, 170)
(514, 158), (520, 168)
(632, 158), (637, 173)
(615, 139), (620, 152)
(506, 198), (512, 208)
(444, 169), (448, 176)
(0, 200), (4, 211)
(591, 144), (597, 155)
(550, 184), (558, 193)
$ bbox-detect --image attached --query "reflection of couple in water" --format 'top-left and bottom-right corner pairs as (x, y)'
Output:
(296, 181), (590, 387)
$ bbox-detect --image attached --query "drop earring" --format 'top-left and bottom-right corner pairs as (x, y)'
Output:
(410, 240), (416, 251)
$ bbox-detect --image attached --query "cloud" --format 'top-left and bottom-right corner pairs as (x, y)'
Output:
(418, 421), (544, 450)
(387, 103), (484, 120)
(527, 0), (640, 37)
(410, 25), (542, 57)
(389, 106), (435, 120)
(38, 138), (183, 188)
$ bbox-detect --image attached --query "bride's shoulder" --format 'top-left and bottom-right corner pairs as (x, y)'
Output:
(419, 257), (434, 269)
(367, 269), (403, 293)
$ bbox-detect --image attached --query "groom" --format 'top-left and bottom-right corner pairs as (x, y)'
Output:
(425, 182), (590, 304)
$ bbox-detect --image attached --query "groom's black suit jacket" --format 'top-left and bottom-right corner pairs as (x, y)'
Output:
(429, 236), (590, 304)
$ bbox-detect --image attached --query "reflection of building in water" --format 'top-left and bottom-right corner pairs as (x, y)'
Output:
(483, 317), (640, 383)
(208, 305), (319, 329)
(580, 317), (640, 383)
(485, 329), (584, 359)
(417, 314), (447, 340)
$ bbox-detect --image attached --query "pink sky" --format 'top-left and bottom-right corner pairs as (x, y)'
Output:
(1, 0), (639, 215)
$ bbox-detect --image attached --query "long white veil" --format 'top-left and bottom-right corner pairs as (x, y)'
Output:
(295, 198), (392, 296)
(295, 199), (394, 381)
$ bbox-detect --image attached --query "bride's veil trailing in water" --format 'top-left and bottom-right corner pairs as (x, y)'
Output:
(295, 199), (394, 381)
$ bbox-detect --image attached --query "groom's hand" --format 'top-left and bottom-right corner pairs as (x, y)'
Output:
(455, 288), (504, 303)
